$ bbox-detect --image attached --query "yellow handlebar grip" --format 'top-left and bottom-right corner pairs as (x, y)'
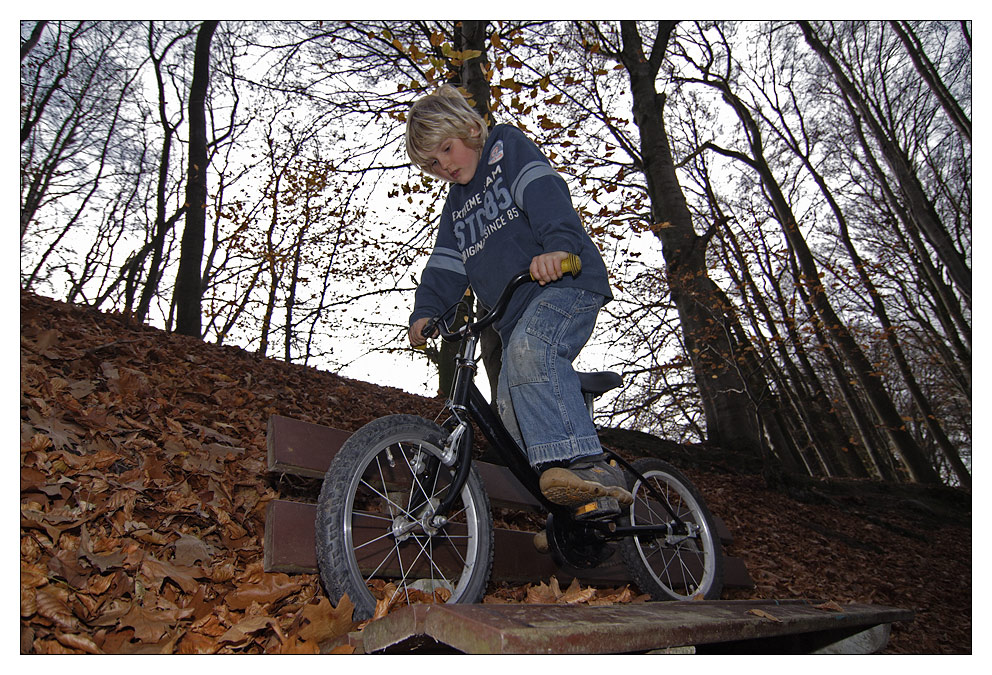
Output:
(531, 254), (582, 281)
(560, 253), (581, 276)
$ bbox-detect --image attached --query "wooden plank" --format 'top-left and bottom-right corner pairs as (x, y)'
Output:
(357, 600), (913, 654)
(263, 499), (318, 574)
(266, 414), (351, 479)
(264, 498), (753, 589)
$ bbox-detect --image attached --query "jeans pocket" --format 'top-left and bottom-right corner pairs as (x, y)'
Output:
(524, 300), (569, 344)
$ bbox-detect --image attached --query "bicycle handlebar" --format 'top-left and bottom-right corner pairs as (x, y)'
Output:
(417, 253), (581, 346)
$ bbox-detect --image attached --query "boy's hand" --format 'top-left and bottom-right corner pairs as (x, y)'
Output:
(530, 251), (570, 285)
(409, 317), (436, 347)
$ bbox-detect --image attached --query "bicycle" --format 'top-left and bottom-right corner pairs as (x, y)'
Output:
(315, 255), (724, 620)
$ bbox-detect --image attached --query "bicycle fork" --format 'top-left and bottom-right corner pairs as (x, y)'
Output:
(425, 334), (481, 528)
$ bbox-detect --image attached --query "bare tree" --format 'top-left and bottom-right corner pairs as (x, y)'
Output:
(589, 21), (767, 459)
(174, 20), (219, 337)
(799, 21), (971, 305)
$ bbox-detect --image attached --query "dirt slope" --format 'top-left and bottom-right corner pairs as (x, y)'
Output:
(19, 291), (970, 653)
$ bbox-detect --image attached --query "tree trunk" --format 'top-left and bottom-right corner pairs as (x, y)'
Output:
(443, 19), (502, 402)
(257, 173), (284, 358)
(174, 20), (218, 338)
(20, 21), (48, 61)
(718, 219), (863, 477)
(285, 230), (304, 363)
(617, 21), (763, 458)
(137, 22), (182, 324)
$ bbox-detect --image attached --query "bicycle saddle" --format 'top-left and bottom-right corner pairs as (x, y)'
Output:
(577, 371), (622, 397)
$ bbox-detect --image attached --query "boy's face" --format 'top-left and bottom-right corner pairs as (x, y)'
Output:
(425, 133), (481, 185)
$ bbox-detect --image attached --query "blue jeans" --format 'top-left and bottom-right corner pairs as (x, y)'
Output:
(496, 287), (605, 468)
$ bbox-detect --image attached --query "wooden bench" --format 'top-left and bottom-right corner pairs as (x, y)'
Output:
(263, 414), (754, 589)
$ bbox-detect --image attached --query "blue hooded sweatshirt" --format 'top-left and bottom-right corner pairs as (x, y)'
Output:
(410, 123), (612, 342)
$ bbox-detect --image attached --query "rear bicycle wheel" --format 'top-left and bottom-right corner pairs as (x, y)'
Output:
(619, 458), (724, 600)
(315, 414), (494, 620)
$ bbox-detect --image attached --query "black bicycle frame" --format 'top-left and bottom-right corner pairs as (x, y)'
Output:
(424, 269), (689, 536)
(429, 333), (687, 538)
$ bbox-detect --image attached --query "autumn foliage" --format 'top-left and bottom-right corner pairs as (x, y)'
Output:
(20, 291), (969, 653)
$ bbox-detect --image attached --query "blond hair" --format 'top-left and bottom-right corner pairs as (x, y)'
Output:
(405, 85), (488, 176)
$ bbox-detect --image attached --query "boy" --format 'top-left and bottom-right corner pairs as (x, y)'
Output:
(405, 85), (632, 521)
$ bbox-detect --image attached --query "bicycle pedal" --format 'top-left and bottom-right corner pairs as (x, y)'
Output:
(573, 496), (620, 521)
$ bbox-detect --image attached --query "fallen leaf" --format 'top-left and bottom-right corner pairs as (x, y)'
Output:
(226, 572), (301, 610)
(35, 586), (81, 632)
(218, 615), (284, 646)
(172, 534), (217, 566)
(177, 631), (220, 654)
(26, 409), (82, 451)
(21, 561), (49, 588)
(277, 637), (321, 654)
(210, 561), (236, 583)
(35, 637), (78, 654)
(558, 578), (596, 605)
(525, 580), (557, 604)
(299, 595), (356, 643)
(21, 587), (37, 617)
(141, 557), (202, 594)
(814, 600), (845, 612)
(747, 608), (782, 622)
(370, 583), (403, 620)
(119, 602), (192, 642)
(83, 572), (115, 596)
(55, 631), (103, 654)
(588, 585), (635, 606)
(78, 526), (126, 573)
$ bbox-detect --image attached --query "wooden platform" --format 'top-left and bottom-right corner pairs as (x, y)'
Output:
(263, 414), (754, 589)
(332, 600), (913, 654)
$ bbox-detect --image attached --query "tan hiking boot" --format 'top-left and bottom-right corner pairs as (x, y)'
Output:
(539, 456), (633, 520)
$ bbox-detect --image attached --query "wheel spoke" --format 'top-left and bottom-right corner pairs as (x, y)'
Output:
(393, 537), (425, 598)
(370, 454), (416, 521)
(353, 512), (394, 524)
(413, 534), (456, 588)
(361, 452), (470, 599)
(637, 494), (666, 524)
(361, 536), (400, 583)
(359, 476), (419, 522)
(353, 527), (398, 552)
(672, 548), (699, 592)
(389, 532), (455, 593)
(398, 442), (432, 513)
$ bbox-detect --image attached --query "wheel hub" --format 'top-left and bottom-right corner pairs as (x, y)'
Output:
(391, 497), (442, 541)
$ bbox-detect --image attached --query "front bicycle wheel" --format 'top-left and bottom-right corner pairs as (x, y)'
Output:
(619, 458), (724, 601)
(315, 414), (493, 620)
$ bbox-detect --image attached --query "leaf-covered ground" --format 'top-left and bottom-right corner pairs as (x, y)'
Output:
(19, 291), (970, 654)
